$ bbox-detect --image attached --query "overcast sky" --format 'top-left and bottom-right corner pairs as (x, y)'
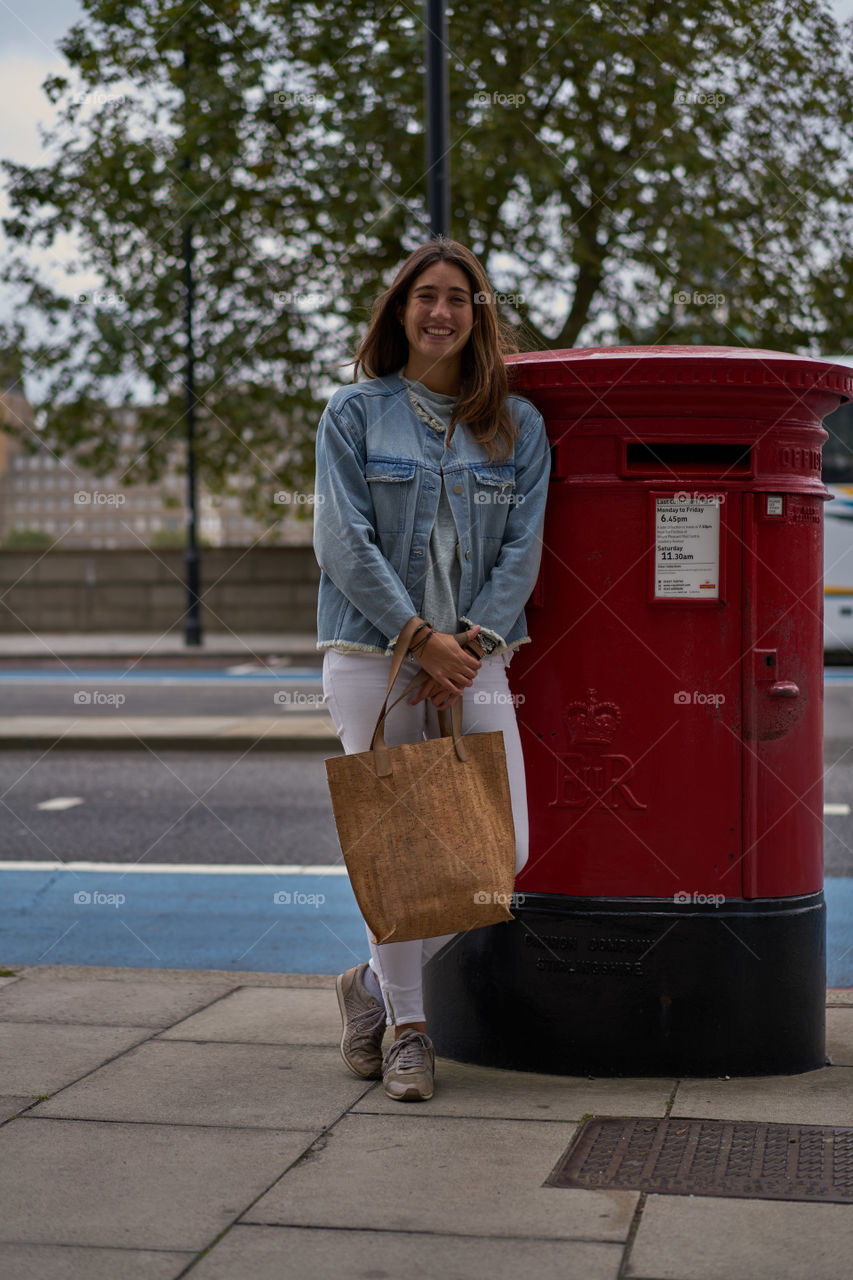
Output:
(2, 0), (853, 340)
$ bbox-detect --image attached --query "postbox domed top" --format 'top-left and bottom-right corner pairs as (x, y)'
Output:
(505, 345), (853, 403)
(509, 344), (836, 362)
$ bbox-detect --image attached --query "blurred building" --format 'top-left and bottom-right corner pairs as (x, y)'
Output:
(0, 383), (312, 549)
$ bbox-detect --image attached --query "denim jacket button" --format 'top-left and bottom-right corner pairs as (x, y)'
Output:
(453, 484), (462, 494)
(465, 549), (471, 559)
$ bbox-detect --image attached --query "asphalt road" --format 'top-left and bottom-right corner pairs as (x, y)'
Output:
(2, 665), (853, 874)
(0, 751), (342, 866)
(1, 744), (852, 874)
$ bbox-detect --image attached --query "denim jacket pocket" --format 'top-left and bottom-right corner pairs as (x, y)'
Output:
(471, 466), (518, 531)
(365, 459), (417, 534)
(471, 465), (516, 490)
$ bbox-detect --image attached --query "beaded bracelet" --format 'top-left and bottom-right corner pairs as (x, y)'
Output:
(409, 628), (433, 655)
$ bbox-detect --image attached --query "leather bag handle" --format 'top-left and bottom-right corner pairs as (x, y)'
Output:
(370, 618), (472, 777)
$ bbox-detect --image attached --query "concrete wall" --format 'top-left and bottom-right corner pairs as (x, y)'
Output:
(0, 547), (320, 633)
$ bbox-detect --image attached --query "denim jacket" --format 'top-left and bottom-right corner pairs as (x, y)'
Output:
(312, 368), (550, 654)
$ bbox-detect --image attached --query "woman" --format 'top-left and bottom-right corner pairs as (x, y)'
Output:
(313, 237), (550, 1101)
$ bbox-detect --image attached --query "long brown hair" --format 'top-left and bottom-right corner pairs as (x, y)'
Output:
(351, 238), (521, 462)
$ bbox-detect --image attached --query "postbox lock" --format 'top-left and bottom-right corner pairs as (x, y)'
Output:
(748, 650), (804, 740)
(754, 648), (778, 681)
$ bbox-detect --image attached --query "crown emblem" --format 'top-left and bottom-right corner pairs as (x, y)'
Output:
(563, 688), (621, 745)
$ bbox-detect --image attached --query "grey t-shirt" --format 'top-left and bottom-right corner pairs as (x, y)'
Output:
(400, 373), (462, 637)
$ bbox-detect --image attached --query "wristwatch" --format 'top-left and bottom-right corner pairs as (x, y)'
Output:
(471, 631), (499, 656)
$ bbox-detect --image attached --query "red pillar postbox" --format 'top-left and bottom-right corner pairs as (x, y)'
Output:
(424, 345), (853, 1077)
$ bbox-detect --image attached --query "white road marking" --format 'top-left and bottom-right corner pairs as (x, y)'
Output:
(36, 797), (84, 811)
(824, 803), (851, 815)
(0, 861), (347, 874)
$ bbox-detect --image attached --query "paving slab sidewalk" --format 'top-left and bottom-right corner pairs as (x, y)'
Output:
(0, 633), (320, 659)
(0, 964), (852, 1279)
(0, 714), (338, 751)
(0, 632), (335, 750)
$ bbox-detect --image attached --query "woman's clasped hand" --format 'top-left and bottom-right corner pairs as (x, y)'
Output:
(406, 624), (484, 709)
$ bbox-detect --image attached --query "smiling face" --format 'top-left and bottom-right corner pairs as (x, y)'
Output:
(396, 260), (475, 387)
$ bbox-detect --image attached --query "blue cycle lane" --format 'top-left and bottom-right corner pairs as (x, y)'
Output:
(0, 863), (368, 974)
(2, 863), (853, 984)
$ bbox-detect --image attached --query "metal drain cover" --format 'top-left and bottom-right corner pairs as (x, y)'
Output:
(547, 1116), (853, 1204)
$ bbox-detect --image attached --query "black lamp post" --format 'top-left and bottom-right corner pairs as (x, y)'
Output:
(181, 42), (202, 646)
(182, 216), (202, 646)
(424, 0), (450, 238)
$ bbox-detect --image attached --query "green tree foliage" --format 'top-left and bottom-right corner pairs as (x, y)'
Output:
(1, 0), (322, 521)
(2, 0), (853, 505)
(279, 0), (853, 351)
(1, 528), (55, 549)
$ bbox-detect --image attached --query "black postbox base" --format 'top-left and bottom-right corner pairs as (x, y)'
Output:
(422, 891), (827, 1077)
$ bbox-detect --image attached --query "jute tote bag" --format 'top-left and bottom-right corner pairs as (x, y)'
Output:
(325, 618), (518, 944)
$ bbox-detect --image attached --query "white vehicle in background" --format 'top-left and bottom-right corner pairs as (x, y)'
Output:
(825, 484), (853, 657)
(822, 355), (853, 660)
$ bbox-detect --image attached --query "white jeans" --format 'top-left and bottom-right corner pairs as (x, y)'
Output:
(322, 647), (530, 1026)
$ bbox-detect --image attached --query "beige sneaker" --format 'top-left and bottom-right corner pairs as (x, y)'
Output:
(382, 1029), (435, 1101)
(335, 962), (387, 1079)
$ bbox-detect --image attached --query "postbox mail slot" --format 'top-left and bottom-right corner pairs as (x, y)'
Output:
(624, 441), (752, 473)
